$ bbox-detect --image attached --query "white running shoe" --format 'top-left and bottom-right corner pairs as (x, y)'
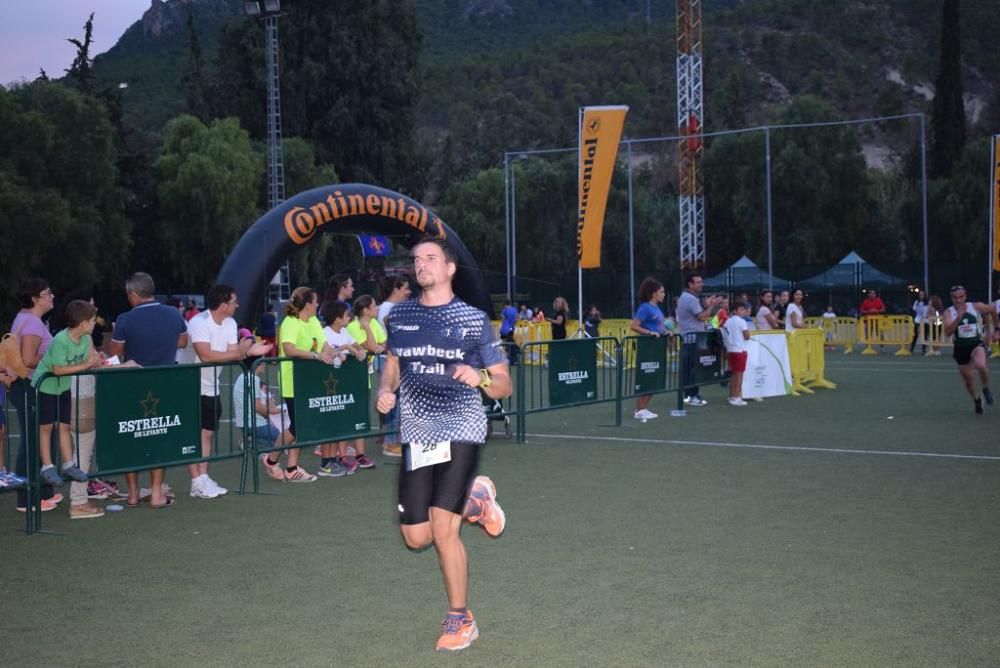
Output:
(205, 476), (228, 495)
(642, 409), (658, 419)
(728, 397), (747, 406)
(688, 397), (708, 407)
(190, 475), (220, 499)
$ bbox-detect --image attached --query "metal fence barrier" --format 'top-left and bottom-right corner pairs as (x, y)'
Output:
(516, 337), (623, 442)
(244, 355), (388, 493)
(27, 361), (246, 531)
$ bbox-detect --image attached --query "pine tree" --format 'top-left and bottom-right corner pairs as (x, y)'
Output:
(66, 13), (95, 95)
(930, 0), (965, 178)
(181, 12), (210, 121)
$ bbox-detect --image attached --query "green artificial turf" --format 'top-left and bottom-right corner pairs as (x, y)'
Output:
(1, 354), (998, 666)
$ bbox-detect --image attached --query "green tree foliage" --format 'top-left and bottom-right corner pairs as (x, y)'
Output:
(930, 0), (966, 178)
(928, 138), (990, 261)
(703, 96), (897, 269)
(214, 0), (424, 194)
(0, 83), (129, 312)
(278, 137), (343, 285)
(154, 115), (263, 288)
(437, 167), (507, 275)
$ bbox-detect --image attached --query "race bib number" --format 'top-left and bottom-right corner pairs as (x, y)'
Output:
(406, 440), (452, 471)
(957, 323), (978, 339)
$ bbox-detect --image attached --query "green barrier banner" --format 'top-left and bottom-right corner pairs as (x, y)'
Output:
(634, 336), (667, 393)
(95, 366), (202, 471)
(292, 357), (370, 443)
(688, 330), (724, 385)
(548, 339), (598, 406)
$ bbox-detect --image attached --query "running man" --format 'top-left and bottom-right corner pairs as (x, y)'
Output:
(942, 285), (996, 414)
(376, 237), (512, 652)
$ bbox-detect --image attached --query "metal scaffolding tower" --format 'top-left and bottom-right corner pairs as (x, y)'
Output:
(263, 13), (290, 304)
(676, 0), (705, 270)
(264, 16), (285, 213)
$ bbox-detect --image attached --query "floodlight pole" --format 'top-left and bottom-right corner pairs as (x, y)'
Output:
(919, 113), (929, 294)
(626, 140), (636, 312)
(246, 1), (290, 305)
(511, 164), (518, 301)
(504, 153), (511, 298)
(578, 108), (584, 330)
(990, 134), (998, 300)
(764, 126), (774, 291)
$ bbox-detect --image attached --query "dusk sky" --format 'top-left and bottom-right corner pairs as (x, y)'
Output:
(0, 0), (151, 87)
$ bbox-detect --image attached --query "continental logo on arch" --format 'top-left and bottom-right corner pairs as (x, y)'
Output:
(284, 190), (446, 245)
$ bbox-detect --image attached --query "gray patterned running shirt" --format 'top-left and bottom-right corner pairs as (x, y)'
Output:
(387, 297), (505, 444)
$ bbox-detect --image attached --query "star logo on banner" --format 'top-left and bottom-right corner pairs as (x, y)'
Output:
(140, 391), (160, 417)
(587, 117), (601, 135)
(368, 237), (385, 254)
(323, 373), (339, 396)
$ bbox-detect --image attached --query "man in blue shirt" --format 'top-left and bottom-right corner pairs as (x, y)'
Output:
(377, 237), (512, 652)
(108, 272), (188, 507)
(498, 297), (518, 366)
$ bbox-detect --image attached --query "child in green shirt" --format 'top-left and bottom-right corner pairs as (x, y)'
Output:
(32, 300), (102, 486)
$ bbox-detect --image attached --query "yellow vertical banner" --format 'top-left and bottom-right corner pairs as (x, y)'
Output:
(577, 105), (629, 269)
(994, 135), (1000, 271)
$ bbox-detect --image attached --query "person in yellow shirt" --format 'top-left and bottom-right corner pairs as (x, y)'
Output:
(260, 287), (333, 483)
(341, 294), (386, 471)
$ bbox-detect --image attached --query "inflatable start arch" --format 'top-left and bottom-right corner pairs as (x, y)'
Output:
(217, 184), (494, 324)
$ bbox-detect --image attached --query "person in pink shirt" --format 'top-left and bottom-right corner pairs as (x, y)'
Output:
(9, 278), (60, 512)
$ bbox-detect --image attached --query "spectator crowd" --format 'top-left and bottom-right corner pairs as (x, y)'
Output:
(0, 271), (416, 519)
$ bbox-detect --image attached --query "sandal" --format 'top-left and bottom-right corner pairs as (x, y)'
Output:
(150, 497), (176, 509)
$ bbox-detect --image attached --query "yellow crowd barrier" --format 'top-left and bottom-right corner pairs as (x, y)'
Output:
(857, 315), (914, 356)
(492, 319), (637, 366)
(989, 320), (1000, 358)
(803, 316), (858, 354)
(914, 317), (949, 356)
(787, 328), (837, 395)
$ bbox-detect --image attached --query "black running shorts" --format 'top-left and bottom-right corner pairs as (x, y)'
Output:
(953, 342), (986, 366)
(398, 441), (480, 525)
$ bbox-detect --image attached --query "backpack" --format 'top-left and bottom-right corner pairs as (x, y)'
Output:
(0, 330), (31, 379)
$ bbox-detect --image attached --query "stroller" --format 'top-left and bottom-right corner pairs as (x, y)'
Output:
(483, 394), (512, 439)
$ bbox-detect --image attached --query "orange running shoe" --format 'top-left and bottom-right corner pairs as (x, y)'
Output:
(468, 475), (506, 538)
(435, 610), (478, 652)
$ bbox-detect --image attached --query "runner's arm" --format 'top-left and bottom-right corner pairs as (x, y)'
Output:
(376, 351), (400, 414)
(482, 361), (512, 400)
(942, 308), (958, 335)
(377, 351), (400, 395)
(973, 302), (999, 330)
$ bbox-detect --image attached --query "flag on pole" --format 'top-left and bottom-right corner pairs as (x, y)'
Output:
(577, 105), (629, 269)
(358, 234), (391, 258)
